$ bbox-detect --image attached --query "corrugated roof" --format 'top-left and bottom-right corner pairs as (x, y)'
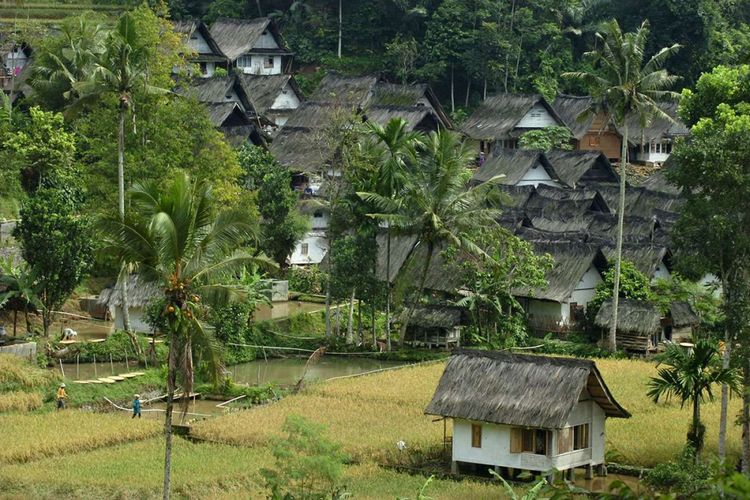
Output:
(425, 349), (630, 427)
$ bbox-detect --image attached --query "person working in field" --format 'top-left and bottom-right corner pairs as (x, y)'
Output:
(56, 383), (67, 410)
(132, 394), (141, 419)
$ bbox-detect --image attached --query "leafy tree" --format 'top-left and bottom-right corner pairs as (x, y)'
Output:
(669, 69), (750, 466)
(385, 34), (420, 85)
(588, 260), (652, 318)
(648, 339), (740, 457)
(14, 188), (92, 337)
(0, 256), (42, 336)
(518, 127), (573, 151)
(238, 145), (307, 270)
(102, 172), (268, 499)
(261, 414), (348, 500)
(564, 19), (680, 352)
(360, 129), (504, 347)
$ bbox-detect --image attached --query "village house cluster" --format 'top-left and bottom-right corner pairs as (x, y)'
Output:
(0, 17), (700, 353)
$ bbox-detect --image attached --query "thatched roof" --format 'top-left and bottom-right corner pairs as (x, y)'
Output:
(594, 299), (661, 335)
(409, 305), (463, 328)
(494, 184), (536, 209)
(528, 185), (610, 214)
(587, 213), (659, 243)
(209, 17), (290, 62)
(204, 102), (250, 127)
(472, 149), (559, 186)
(98, 276), (161, 308)
(310, 72), (378, 105)
(425, 349), (630, 427)
(363, 106), (438, 131)
(640, 166), (680, 196)
(237, 73), (301, 114)
(172, 20), (226, 61)
(552, 95), (595, 139)
(369, 82), (452, 128)
(670, 301), (699, 327)
(622, 102), (689, 144)
(184, 75), (254, 113)
(601, 244), (670, 278)
(515, 241), (607, 302)
(546, 150), (619, 187)
(461, 93), (566, 140)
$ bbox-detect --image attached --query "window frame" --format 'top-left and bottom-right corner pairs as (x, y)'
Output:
(471, 423), (482, 448)
(300, 243), (309, 256)
(264, 56), (274, 69)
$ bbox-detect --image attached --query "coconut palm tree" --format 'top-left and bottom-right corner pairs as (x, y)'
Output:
(359, 129), (504, 347)
(564, 19), (680, 352)
(364, 118), (423, 350)
(648, 339), (740, 457)
(102, 172), (267, 500)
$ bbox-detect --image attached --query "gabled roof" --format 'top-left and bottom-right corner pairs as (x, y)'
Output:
(472, 149), (560, 186)
(309, 72), (378, 105)
(622, 101), (689, 144)
(533, 184), (611, 213)
(172, 20), (226, 60)
(460, 93), (567, 141)
(594, 299), (661, 336)
(640, 165), (680, 196)
(425, 349), (630, 428)
(183, 75), (255, 114)
(204, 102), (251, 127)
(237, 73), (301, 114)
(516, 240), (607, 302)
(601, 244), (670, 277)
(670, 301), (699, 328)
(369, 82), (452, 128)
(408, 305), (463, 328)
(546, 150), (619, 187)
(99, 275), (160, 309)
(552, 94), (595, 139)
(210, 17), (290, 62)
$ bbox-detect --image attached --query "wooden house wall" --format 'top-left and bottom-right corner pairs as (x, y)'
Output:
(577, 113), (622, 161)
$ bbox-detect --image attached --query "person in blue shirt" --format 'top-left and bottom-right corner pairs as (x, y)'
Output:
(132, 394), (141, 419)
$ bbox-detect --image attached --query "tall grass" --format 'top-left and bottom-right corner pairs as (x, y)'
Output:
(0, 354), (58, 393)
(0, 412), (160, 463)
(0, 391), (43, 412)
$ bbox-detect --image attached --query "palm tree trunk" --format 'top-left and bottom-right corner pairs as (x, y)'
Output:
(118, 107), (132, 336)
(609, 124), (628, 352)
(691, 393), (702, 457)
(399, 244), (434, 348)
(743, 359), (750, 473)
(357, 294), (362, 343)
(385, 231), (392, 351)
(337, 0), (342, 59)
(450, 63), (455, 113)
(504, 0), (517, 92)
(483, 78), (487, 100)
(346, 288), (355, 344)
(162, 329), (177, 500)
(465, 78), (471, 108)
(719, 316), (731, 461)
(24, 306), (30, 334)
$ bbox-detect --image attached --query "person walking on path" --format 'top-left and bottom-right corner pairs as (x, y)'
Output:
(132, 394), (141, 418)
(56, 383), (67, 410)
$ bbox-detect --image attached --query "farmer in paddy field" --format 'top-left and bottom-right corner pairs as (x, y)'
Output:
(56, 383), (66, 410)
(132, 394), (141, 419)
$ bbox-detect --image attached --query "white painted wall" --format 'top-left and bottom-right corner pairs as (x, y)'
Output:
(516, 103), (559, 128)
(189, 31), (212, 54)
(271, 83), (301, 110)
(652, 261), (671, 282)
(238, 55), (282, 75)
(527, 299), (567, 328)
(3, 49), (27, 73)
(568, 265), (603, 309)
(112, 306), (152, 334)
(289, 231), (328, 265)
(310, 211), (328, 230)
(516, 162), (561, 188)
(255, 30), (280, 49)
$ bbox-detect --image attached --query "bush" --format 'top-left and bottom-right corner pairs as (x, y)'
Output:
(530, 334), (626, 359)
(287, 266), (326, 295)
(644, 447), (712, 496)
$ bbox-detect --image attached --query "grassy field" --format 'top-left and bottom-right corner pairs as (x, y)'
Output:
(0, 0), (122, 25)
(0, 354), (743, 498)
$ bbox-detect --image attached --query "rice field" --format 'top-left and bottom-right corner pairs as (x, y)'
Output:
(193, 357), (743, 468)
(0, 390), (43, 412)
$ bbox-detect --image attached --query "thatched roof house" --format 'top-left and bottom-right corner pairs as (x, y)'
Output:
(184, 75), (255, 113)
(425, 350), (628, 476)
(594, 299), (660, 337)
(461, 94), (568, 145)
(552, 95), (595, 140)
(471, 149), (561, 187)
(172, 20), (227, 77)
(210, 17), (292, 64)
(545, 150), (619, 187)
(426, 350), (630, 427)
(99, 276), (161, 333)
(601, 244), (671, 280)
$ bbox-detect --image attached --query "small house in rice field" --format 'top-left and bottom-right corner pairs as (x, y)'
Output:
(425, 350), (630, 479)
(98, 276), (161, 334)
(402, 305), (464, 348)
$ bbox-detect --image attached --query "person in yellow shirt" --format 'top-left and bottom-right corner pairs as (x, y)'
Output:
(56, 383), (67, 410)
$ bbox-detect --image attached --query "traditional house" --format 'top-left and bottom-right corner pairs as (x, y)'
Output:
(461, 94), (569, 153)
(210, 17), (293, 75)
(204, 102), (265, 147)
(98, 276), (160, 333)
(553, 95), (623, 161)
(624, 102), (689, 164)
(602, 244), (671, 282)
(665, 301), (699, 343)
(238, 73), (302, 131)
(288, 202), (329, 266)
(472, 149), (563, 188)
(1, 40), (32, 102)
(515, 241), (607, 333)
(403, 305), (464, 348)
(425, 350), (630, 479)
(544, 150), (619, 188)
(172, 20), (228, 77)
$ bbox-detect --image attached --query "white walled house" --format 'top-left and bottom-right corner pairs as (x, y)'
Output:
(210, 17), (293, 76)
(471, 149), (563, 189)
(172, 20), (228, 77)
(625, 102), (689, 165)
(289, 232), (328, 266)
(238, 74), (303, 133)
(98, 276), (161, 334)
(425, 350), (630, 479)
(515, 242), (607, 332)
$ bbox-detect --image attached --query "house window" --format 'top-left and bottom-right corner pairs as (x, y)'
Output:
(588, 135), (601, 147)
(199, 62), (207, 75)
(510, 428), (549, 455)
(573, 423), (589, 450)
(569, 302), (584, 322)
(264, 57), (274, 69)
(471, 423), (482, 448)
(301, 243), (309, 256)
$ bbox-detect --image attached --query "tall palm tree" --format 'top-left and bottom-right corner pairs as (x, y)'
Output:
(564, 20), (680, 352)
(73, 12), (170, 339)
(364, 118), (423, 350)
(102, 173), (267, 500)
(648, 339), (740, 458)
(359, 129), (504, 347)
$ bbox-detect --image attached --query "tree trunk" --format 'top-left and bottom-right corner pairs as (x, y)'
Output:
(24, 306), (31, 334)
(691, 392), (702, 457)
(399, 244), (434, 348)
(512, 37), (523, 92)
(357, 294), (362, 344)
(385, 231), (392, 351)
(371, 301), (376, 348)
(118, 108), (133, 336)
(450, 64), (455, 114)
(162, 329), (177, 500)
(743, 359), (750, 473)
(483, 78), (487, 100)
(465, 78), (471, 108)
(324, 281), (332, 338)
(255, 0), (263, 16)
(12, 309), (17, 337)
(504, 0), (517, 92)
(337, 0), (342, 59)
(609, 124), (628, 352)
(346, 288), (355, 344)
(719, 320), (731, 461)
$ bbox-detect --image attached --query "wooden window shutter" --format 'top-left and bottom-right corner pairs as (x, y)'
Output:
(510, 428), (522, 453)
(558, 427), (572, 454)
(471, 424), (482, 448)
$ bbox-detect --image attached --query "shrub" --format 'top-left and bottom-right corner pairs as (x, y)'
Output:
(644, 447), (712, 496)
(287, 266), (326, 295)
